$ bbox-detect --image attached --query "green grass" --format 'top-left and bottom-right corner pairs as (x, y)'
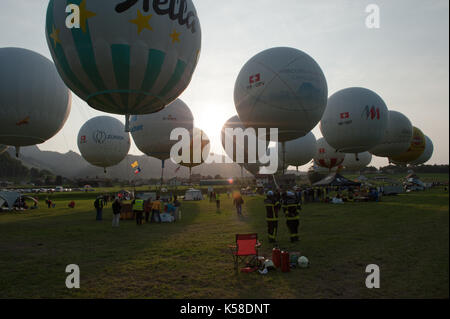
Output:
(0, 187), (448, 299)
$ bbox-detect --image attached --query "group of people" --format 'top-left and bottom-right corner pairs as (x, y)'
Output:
(94, 194), (181, 227)
(264, 190), (301, 243)
(132, 196), (181, 226)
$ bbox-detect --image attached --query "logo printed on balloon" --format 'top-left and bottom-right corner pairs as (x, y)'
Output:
(247, 73), (264, 89)
(115, 0), (198, 33)
(362, 106), (381, 120)
(93, 131), (107, 144)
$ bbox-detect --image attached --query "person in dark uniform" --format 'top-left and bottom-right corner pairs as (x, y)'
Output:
(282, 191), (301, 242)
(264, 191), (280, 243)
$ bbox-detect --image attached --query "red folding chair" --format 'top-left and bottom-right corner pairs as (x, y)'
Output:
(228, 234), (262, 272)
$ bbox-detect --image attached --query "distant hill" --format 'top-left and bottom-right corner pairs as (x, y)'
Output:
(7, 146), (251, 181)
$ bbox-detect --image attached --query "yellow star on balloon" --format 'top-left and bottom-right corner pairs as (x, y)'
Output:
(170, 30), (181, 43)
(79, 0), (97, 33)
(129, 10), (153, 34)
(49, 25), (61, 47)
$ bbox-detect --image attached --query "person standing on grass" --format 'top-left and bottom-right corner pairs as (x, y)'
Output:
(112, 198), (121, 227)
(151, 196), (162, 223)
(132, 197), (145, 225)
(215, 192), (221, 210)
(233, 193), (244, 216)
(94, 196), (104, 221)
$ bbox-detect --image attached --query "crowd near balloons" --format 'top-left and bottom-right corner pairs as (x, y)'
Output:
(0, 0), (434, 177)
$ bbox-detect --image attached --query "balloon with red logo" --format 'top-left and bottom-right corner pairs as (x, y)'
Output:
(234, 47), (328, 142)
(77, 116), (131, 172)
(314, 137), (345, 170)
(320, 87), (389, 154)
(130, 99), (194, 161)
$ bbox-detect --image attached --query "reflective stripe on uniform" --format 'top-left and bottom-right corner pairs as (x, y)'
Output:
(266, 217), (279, 222)
(290, 233), (299, 237)
(134, 199), (144, 211)
(286, 216), (300, 221)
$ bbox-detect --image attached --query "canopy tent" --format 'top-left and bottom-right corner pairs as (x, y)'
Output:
(184, 189), (203, 201)
(313, 173), (361, 187)
(0, 191), (20, 209)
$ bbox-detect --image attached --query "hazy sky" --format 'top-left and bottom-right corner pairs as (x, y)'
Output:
(0, 0), (448, 170)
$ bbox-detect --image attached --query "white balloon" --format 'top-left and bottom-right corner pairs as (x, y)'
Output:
(77, 116), (130, 169)
(130, 99), (194, 161)
(234, 47), (328, 142)
(370, 111), (413, 157)
(46, 0), (201, 130)
(314, 137), (345, 170)
(0, 48), (71, 153)
(410, 136), (434, 165)
(0, 145), (8, 155)
(320, 87), (389, 153)
(221, 115), (261, 164)
(178, 127), (210, 169)
(342, 152), (373, 171)
(281, 132), (317, 167)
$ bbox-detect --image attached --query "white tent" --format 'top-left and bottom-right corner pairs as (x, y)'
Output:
(0, 191), (20, 210)
(184, 189), (203, 201)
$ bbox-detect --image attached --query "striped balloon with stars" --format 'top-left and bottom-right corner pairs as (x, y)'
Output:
(45, 0), (201, 129)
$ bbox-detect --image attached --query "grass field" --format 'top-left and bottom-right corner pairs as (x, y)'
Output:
(0, 185), (448, 299)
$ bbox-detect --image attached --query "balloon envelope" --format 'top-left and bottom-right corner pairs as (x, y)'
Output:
(221, 115), (260, 164)
(0, 47), (71, 148)
(320, 87), (389, 153)
(370, 110), (413, 157)
(282, 132), (317, 167)
(410, 135), (433, 165)
(46, 0), (201, 123)
(342, 152), (373, 171)
(234, 47), (328, 142)
(131, 99), (194, 161)
(314, 137), (345, 170)
(77, 116), (130, 169)
(389, 127), (426, 164)
(177, 128), (210, 169)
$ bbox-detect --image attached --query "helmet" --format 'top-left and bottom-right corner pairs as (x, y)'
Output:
(263, 259), (275, 270)
(267, 191), (274, 197)
(298, 256), (309, 268)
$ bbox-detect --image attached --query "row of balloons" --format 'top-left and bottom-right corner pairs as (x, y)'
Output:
(0, 0), (433, 177)
(221, 46), (434, 175)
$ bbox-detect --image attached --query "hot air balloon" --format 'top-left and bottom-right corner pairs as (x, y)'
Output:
(234, 47), (328, 143)
(46, 0), (202, 131)
(0, 47), (71, 157)
(176, 128), (210, 180)
(280, 132), (317, 170)
(221, 115), (261, 177)
(370, 110), (413, 157)
(314, 137), (345, 171)
(410, 135), (434, 166)
(342, 152), (373, 171)
(77, 116), (131, 172)
(130, 99), (194, 184)
(320, 87), (389, 156)
(389, 127), (426, 165)
(0, 145), (8, 155)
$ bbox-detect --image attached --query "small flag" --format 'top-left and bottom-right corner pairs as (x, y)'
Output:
(131, 161), (139, 168)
